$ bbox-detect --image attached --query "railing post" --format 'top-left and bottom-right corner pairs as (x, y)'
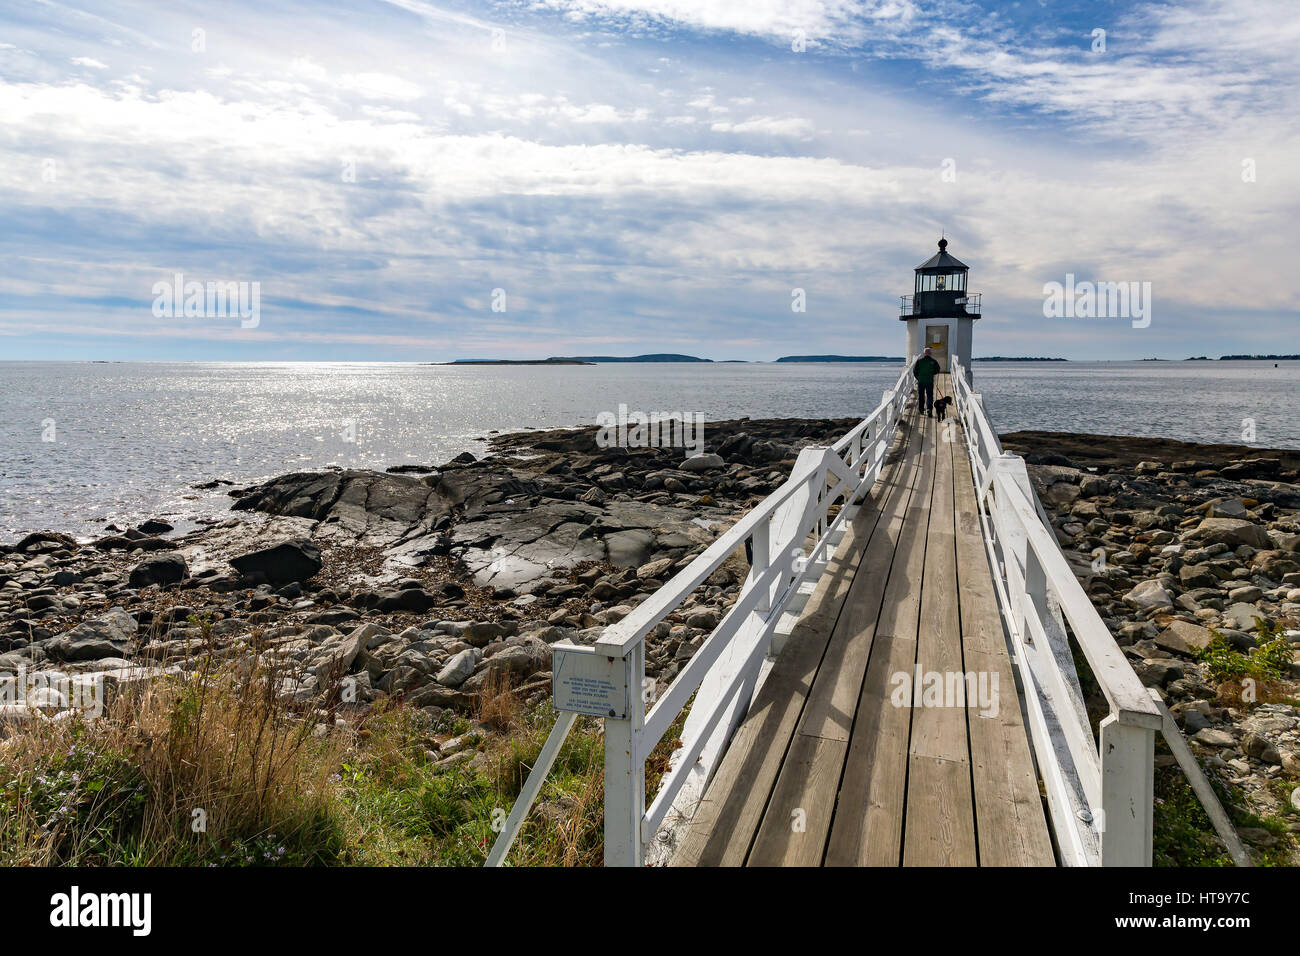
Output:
(1099, 715), (1155, 866)
(602, 640), (645, 866)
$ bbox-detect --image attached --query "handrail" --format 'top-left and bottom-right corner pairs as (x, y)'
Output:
(950, 357), (1158, 866)
(485, 357), (919, 866)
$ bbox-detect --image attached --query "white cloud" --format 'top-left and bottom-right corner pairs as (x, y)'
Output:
(711, 115), (814, 137)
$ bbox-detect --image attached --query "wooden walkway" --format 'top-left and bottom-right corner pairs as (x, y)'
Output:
(671, 375), (1055, 867)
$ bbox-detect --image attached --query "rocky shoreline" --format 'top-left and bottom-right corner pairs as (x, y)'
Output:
(1, 417), (854, 730)
(4, 421), (1299, 859)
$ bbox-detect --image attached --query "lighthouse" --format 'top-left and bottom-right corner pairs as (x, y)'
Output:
(900, 238), (980, 383)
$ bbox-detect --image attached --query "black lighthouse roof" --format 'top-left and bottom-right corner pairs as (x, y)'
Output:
(915, 237), (968, 272)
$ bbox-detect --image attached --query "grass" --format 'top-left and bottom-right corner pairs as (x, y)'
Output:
(0, 639), (689, 866)
(336, 674), (687, 866)
(0, 652), (346, 865)
(1193, 619), (1297, 706)
(1153, 765), (1298, 867)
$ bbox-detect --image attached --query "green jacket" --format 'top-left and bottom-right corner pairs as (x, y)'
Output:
(913, 356), (940, 384)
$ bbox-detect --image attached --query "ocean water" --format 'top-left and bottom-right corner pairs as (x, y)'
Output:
(1, 360), (1297, 539)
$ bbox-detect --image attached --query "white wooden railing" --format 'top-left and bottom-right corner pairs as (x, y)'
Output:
(486, 359), (918, 866)
(950, 357), (1161, 866)
(487, 357), (1168, 867)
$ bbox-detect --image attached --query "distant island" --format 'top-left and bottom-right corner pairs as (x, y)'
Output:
(1219, 354), (1300, 360)
(439, 358), (594, 366)
(434, 353), (1078, 365)
(548, 353), (712, 363)
(775, 355), (903, 363)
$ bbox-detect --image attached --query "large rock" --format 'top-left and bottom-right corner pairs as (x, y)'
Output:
(1123, 580), (1173, 610)
(604, 528), (656, 567)
(1178, 564), (1218, 589)
(309, 622), (379, 684)
(1155, 620), (1213, 656)
(128, 553), (188, 588)
(436, 649), (478, 687)
(1252, 551), (1300, 580)
(229, 538), (322, 585)
(375, 588), (439, 613)
(1191, 517), (1271, 550)
(680, 453), (725, 472)
(484, 637), (551, 677)
(461, 621), (509, 647)
(43, 608), (137, 661)
(1222, 602), (1266, 631)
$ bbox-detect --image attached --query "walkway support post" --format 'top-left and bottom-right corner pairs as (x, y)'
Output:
(1099, 715), (1155, 866)
(602, 639), (645, 867)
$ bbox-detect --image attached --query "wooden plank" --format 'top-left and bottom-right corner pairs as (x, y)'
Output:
(903, 411), (978, 866)
(743, 735), (847, 866)
(951, 427), (1055, 866)
(746, 408), (926, 865)
(825, 410), (937, 865)
(824, 632), (918, 866)
(670, 419), (912, 866)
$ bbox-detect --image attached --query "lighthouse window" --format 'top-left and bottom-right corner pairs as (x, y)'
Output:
(935, 275), (946, 290)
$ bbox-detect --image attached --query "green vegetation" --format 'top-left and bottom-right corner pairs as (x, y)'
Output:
(0, 645), (684, 867)
(1193, 619), (1296, 703)
(1153, 765), (1297, 867)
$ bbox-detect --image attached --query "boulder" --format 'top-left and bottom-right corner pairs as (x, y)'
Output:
(484, 637), (551, 677)
(436, 648), (478, 687)
(1252, 551), (1300, 580)
(1122, 580), (1173, 610)
(1222, 602), (1266, 631)
(1193, 727), (1236, 748)
(1206, 498), (1248, 519)
(1178, 564), (1217, 589)
(680, 453), (725, 472)
(1191, 518), (1271, 550)
(229, 538), (322, 585)
(604, 529), (656, 567)
(687, 608), (722, 630)
(43, 608), (137, 662)
(309, 622), (376, 683)
(1154, 620), (1213, 656)
(375, 588), (439, 613)
(637, 557), (676, 580)
(128, 554), (188, 588)
(461, 621), (509, 647)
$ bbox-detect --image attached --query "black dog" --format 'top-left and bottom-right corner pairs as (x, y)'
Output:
(932, 395), (954, 421)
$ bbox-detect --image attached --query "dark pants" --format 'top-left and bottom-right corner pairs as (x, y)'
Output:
(917, 380), (934, 412)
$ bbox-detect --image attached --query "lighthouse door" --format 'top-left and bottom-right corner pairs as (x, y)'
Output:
(925, 325), (949, 371)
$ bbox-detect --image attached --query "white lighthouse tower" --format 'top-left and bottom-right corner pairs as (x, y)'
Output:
(899, 238), (980, 383)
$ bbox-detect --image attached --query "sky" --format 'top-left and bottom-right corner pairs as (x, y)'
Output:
(0, 0), (1296, 361)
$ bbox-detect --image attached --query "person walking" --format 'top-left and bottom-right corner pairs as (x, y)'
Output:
(913, 347), (941, 416)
